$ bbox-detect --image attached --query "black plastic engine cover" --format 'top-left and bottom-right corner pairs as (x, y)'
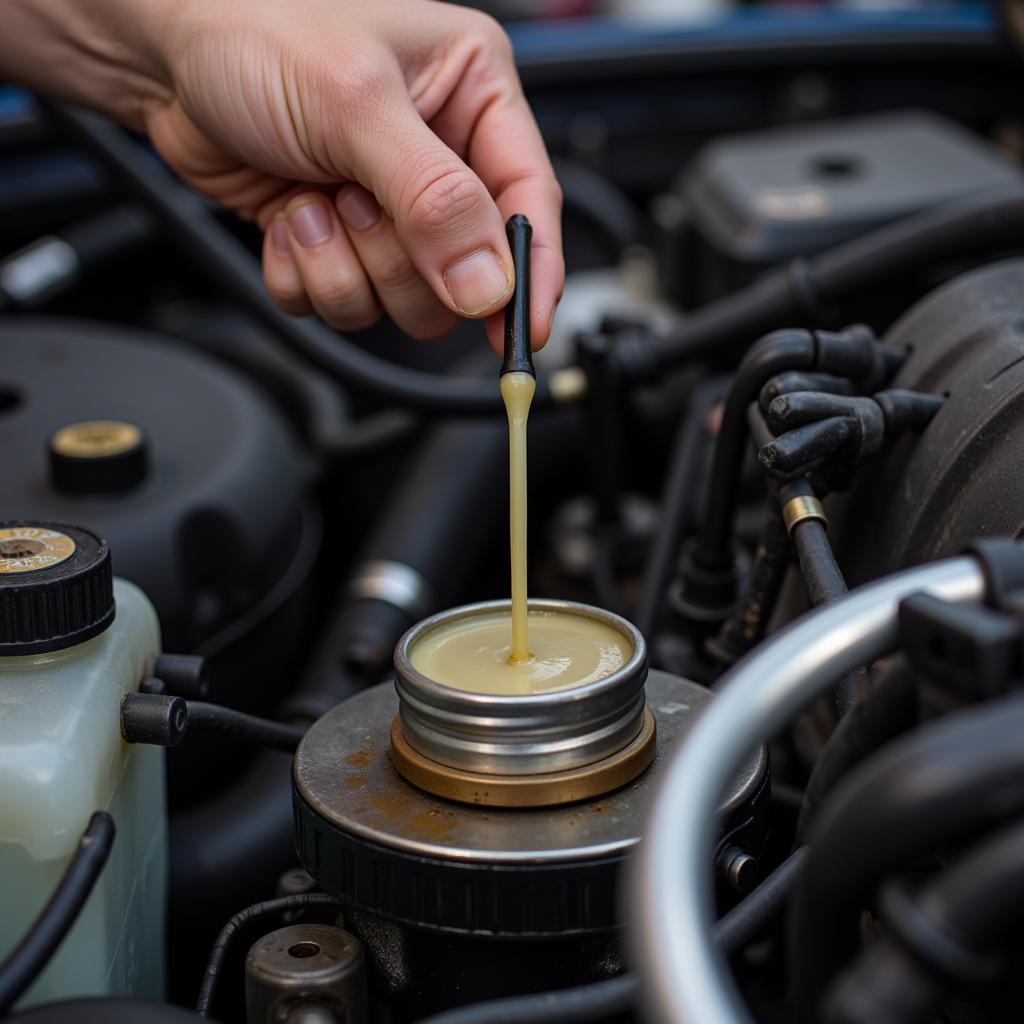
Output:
(838, 259), (1024, 582)
(666, 111), (1020, 306)
(0, 317), (312, 654)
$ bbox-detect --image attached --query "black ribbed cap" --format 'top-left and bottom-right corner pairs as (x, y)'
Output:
(0, 522), (115, 655)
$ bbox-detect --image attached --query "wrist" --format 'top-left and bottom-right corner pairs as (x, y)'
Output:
(3, 0), (178, 129)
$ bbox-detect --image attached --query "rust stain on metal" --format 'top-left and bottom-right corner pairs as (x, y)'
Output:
(366, 789), (460, 842)
(345, 749), (373, 767)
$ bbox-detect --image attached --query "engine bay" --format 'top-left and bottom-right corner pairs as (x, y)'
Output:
(3, 9), (1024, 1022)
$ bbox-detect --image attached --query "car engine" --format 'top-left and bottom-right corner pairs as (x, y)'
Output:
(3, 7), (1024, 1023)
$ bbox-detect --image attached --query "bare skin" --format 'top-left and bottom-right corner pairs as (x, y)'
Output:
(3, 0), (564, 350)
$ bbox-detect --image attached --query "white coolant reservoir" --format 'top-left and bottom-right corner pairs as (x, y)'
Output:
(0, 523), (167, 1008)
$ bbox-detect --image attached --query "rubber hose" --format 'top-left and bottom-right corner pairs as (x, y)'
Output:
(789, 695), (1024, 1023)
(417, 847), (809, 1024)
(825, 817), (1024, 1024)
(0, 813), (115, 1015)
(642, 185), (1024, 375)
(796, 658), (917, 841)
(634, 378), (727, 639)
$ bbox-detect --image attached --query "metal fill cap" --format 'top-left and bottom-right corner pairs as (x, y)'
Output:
(394, 598), (648, 778)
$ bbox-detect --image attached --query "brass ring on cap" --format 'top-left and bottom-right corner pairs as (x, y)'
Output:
(0, 526), (76, 574)
(51, 420), (142, 459)
(389, 708), (657, 808)
(782, 495), (828, 539)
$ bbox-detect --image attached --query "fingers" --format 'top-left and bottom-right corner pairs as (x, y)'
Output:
(420, 16), (562, 352)
(263, 213), (311, 316)
(335, 185), (458, 340)
(264, 185), (463, 341)
(266, 192), (381, 331)
(464, 96), (563, 355)
(346, 90), (515, 325)
(257, 13), (563, 349)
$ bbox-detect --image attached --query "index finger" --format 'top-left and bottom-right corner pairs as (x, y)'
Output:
(465, 91), (564, 354)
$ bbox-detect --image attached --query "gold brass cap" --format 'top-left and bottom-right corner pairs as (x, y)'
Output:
(51, 420), (142, 459)
(0, 526), (76, 574)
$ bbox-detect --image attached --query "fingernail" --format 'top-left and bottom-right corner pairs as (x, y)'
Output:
(286, 197), (332, 247)
(269, 215), (290, 255)
(444, 248), (511, 315)
(337, 187), (381, 232)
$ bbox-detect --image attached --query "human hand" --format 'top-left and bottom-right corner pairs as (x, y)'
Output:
(142, 0), (563, 350)
(4, 0), (562, 350)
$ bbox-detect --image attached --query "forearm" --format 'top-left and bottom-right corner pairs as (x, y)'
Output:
(2, 0), (174, 129)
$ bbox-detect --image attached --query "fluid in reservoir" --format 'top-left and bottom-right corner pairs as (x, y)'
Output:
(409, 608), (631, 695)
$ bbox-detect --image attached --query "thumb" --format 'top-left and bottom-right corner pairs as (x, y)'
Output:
(353, 96), (514, 320)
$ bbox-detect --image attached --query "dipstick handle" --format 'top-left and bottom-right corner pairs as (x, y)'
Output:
(500, 214), (535, 378)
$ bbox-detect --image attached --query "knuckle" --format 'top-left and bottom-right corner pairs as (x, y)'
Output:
(313, 271), (369, 312)
(333, 312), (381, 333)
(271, 290), (311, 317)
(264, 272), (305, 309)
(468, 10), (513, 56)
(321, 300), (381, 332)
(325, 57), (391, 108)
(371, 247), (421, 295)
(406, 164), (486, 234)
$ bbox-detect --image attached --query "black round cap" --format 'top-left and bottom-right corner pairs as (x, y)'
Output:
(48, 419), (148, 494)
(0, 522), (115, 655)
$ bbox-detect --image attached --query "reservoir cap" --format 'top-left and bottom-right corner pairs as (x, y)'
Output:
(49, 419), (148, 494)
(0, 522), (115, 655)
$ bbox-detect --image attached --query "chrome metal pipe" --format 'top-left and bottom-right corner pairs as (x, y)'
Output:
(629, 555), (986, 1024)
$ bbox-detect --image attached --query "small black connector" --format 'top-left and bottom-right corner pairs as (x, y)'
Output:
(152, 653), (209, 699)
(899, 593), (1022, 701)
(121, 692), (188, 747)
(121, 692), (306, 753)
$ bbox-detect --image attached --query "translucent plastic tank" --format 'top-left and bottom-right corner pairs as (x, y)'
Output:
(0, 576), (167, 1007)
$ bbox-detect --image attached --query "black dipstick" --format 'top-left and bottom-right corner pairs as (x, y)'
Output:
(500, 213), (535, 378)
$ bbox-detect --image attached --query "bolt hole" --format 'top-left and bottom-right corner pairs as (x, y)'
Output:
(288, 942), (320, 959)
(0, 538), (44, 560)
(0, 387), (22, 417)
(809, 154), (862, 180)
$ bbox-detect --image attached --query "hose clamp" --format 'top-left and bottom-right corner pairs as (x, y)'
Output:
(782, 495), (828, 538)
